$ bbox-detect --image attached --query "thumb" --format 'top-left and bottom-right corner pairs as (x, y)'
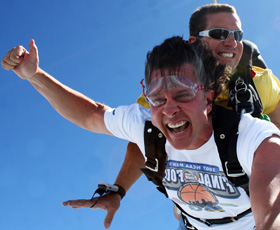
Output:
(103, 209), (116, 229)
(28, 39), (39, 65)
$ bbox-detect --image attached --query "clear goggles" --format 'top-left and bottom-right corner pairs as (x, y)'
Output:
(199, 28), (243, 42)
(143, 76), (204, 107)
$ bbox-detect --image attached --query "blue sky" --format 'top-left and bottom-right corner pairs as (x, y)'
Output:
(1, 0), (280, 229)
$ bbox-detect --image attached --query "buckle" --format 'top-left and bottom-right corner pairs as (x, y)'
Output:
(144, 157), (159, 172)
(236, 102), (254, 115)
(234, 78), (254, 114)
(225, 161), (246, 177)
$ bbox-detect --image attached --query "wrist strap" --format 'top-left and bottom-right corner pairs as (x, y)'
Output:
(91, 183), (126, 200)
(113, 184), (126, 199)
(90, 183), (126, 208)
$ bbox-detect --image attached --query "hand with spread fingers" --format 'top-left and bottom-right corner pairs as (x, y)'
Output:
(62, 193), (121, 229)
(1, 39), (39, 79)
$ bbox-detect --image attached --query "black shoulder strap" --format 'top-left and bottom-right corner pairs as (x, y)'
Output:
(229, 39), (266, 118)
(212, 105), (249, 194)
(223, 40), (266, 194)
(229, 39), (266, 119)
(141, 120), (168, 197)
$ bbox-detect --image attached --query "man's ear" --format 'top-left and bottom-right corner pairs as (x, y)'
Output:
(188, 36), (197, 44)
(206, 90), (215, 114)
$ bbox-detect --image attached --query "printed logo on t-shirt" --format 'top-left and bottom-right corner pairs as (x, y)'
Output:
(163, 160), (241, 212)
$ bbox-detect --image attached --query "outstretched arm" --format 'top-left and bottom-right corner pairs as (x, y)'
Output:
(250, 135), (280, 230)
(63, 142), (145, 229)
(1, 40), (111, 134)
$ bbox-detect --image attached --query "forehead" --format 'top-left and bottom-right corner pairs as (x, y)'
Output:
(204, 12), (242, 30)
(150, 64), (197, 84)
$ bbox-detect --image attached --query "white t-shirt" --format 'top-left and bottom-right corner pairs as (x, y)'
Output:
(104, 103), (280, 230)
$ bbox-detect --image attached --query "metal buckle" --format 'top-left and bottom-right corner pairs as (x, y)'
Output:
(231, 217), (238, 222)
(235, 102), (254, 115)
(144, 157), (159, 172)
(225, 161), (246, 177)
(234, 78), (254, 114)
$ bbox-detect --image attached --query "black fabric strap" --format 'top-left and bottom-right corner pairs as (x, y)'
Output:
(91, 183), (126, 200)
(141, 120), (168, 197)
(239, 40), (267, 69)
(182, 208), (252, 226)
(113, 184), (126, 199)
(213, 105), (250, 195)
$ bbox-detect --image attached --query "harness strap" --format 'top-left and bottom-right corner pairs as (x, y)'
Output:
(182, 217), (198, 230)
(213, 105), (250, 195)
(181, 208), (252, 227)
(240, 40), (267, 69)
(141, 120), (168, 196)
(224, 64), (263, 195)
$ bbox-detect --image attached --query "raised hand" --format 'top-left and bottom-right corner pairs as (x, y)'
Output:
(1, 39), (39, 79)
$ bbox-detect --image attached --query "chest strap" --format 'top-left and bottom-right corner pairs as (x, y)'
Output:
(182, 208), (252, 227)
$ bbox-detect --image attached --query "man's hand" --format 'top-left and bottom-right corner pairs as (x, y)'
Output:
(1, 39), (39, 79)
(62, 193), (121, 229)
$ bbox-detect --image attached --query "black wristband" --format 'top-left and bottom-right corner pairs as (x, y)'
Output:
(90, 182), (126, 208)
(113, 184), (126, 199)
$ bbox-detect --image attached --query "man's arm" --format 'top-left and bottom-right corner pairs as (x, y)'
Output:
(250, 135), (280, 229)
(114, 142), (145, 191)
(1, 40), (111, 134)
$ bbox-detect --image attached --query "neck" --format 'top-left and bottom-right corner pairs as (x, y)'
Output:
(186, 119), (213, 150)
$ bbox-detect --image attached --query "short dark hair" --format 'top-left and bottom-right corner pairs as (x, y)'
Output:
(144, 36), (229, 100)
(189, 4), (239, 37)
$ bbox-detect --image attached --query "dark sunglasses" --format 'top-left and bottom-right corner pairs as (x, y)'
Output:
(199, 28), (243, 42)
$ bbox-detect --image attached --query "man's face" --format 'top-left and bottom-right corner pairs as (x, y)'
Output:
(191, 12), (243, 69)
(149, 64), (214, 150)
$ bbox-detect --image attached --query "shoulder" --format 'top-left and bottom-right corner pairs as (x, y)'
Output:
(104, 103), (150, 142)
(239, 114), (279, 135)
(105, 103), (150, 118)
(104, 104), (151, 134)
(252, 66), (279, 85)
(252, 66), (280, 114)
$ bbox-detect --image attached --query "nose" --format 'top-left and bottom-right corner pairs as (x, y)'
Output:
(224, 33), (237, 48)
(162, 96), (180, 118)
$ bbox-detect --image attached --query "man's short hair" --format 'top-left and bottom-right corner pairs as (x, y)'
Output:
(189, 4), (240, 37)
(144, 36), (229, 101)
